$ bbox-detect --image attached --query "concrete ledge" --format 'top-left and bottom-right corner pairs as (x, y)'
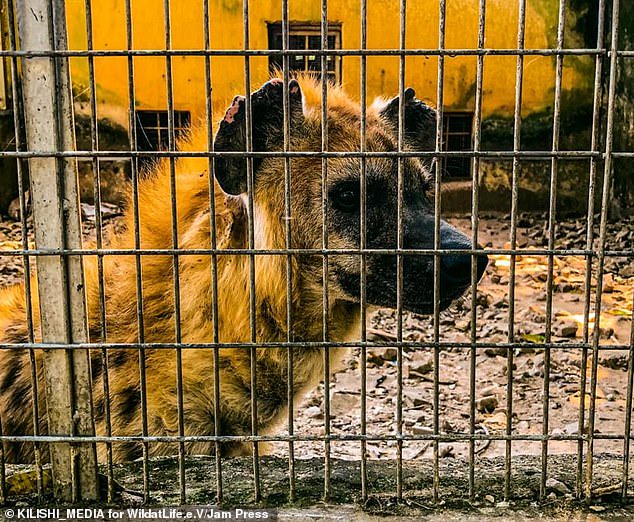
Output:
(3, 454), (634, 519)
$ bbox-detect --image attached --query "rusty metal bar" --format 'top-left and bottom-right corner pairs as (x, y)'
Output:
(577, 0), (606, 498)
(0, 247), (631, 257)
(505, 0), (527, 499)
(395, 0), (406, 502)
(622, 290), (634, 499)
(469, 0), (486, 501)
(123, 0), (151, 502)
(432, 0), (447, 503)
(1, 432), (630, 443)
(320, 0), (331, 502)
(0, 47), (609, 58)
(0, 339), (631, 351)
(241, 0), (261, 502)
(540, 0), (566, 500)
(14, 0), (98, 501)
(0, 149), (607, 159)
(83, 0), (115, 502)
(161, 0), (187, 503)
(5, 0), (44, 498)
(586, 0), (621, 500)
(280, 0), (296, 504)
(359, 0), (368, 502)
(202, 0), (223, 504)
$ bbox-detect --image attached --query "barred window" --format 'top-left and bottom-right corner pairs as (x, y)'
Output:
(267, 22), (342, 84)
(135, 110), (191, 167)
(443, 112), (473, 180)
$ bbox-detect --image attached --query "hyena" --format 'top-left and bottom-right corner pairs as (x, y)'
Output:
(0, 75), (487, 462)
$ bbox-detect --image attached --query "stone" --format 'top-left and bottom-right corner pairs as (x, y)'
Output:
(412, 424), (433, 435)
(554, 320), (578, 338)
(305, 406), (323, 419)
(546, 477), (570, 495)
(476, 395), (498, 413)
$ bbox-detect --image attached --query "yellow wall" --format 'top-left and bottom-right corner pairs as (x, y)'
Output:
(65, 0), (591, 127)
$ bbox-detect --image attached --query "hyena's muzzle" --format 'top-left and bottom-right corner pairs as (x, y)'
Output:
(337, 216), (488, 316)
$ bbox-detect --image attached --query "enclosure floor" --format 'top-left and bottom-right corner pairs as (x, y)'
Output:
(0, 212), (633, 498)
(273, 214), (633, 462)
(4, 454), (634, 519)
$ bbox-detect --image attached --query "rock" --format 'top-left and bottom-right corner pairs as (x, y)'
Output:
(412, 424), (433, 435)
(404, 390), (427, 407)
(382, 348), (398, 362)
(516, 420), (530, 430)
(602, 273), (614, 293)
(485, 494), (495, 503)
(476, 292), (492, 308)
(476, 395), (498, 413)
(409, 361), (433, 377)
(455, 319), (470, 332)
(564, 421), (587, 435)
(442, 419), (454, 433)
(305, 406), (323, 419)
(555, 320), (578, 338)
(439, 445), (454, 458)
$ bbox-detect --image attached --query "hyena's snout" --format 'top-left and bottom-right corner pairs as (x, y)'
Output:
(360, 220), (489, 316)
(437, 220), (488, 304)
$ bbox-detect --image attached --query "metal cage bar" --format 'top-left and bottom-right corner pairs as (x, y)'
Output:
(0, 0), (631, 508)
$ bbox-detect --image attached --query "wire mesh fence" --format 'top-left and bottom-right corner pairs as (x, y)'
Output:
(0, 0), (631, 507)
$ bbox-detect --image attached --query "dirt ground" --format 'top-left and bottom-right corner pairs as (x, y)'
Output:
(0, 209), (632, 468)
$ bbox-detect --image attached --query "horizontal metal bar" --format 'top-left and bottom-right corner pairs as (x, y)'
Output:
(0, 341), (630, 351)
(0, 48), (607, 58)
(1, 248), (631, 257)
(0, 150), (604, 159)
(0, 433), (628, 443)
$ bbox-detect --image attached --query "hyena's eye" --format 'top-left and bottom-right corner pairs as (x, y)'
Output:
(330, 183), (360, 213)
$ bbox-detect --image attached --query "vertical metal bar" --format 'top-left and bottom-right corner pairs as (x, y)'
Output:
(505, 0), (527, 501)
(241, 0), (261, 501)
(123, 0), (151, 502)
(161, 0), (186, 504)
(395, 0), (406, 502)
(432, 0), (447, 504)
(320, 0), (331, 502)
(586, 0), (620, 500)
(202, 0), (223, 503)
(0, 417), (4, 503)
(540, 0), (566, 500)
(83, 0), (114, 502)
(15, 0), (99, 501)
(359, 0), (368, 502)
(623, 291), (634, 500)
(577, 0), (606, 498)
(5, 0), (44, 498)
(468, 0), (486, 502)
(281, 0), (296, 503)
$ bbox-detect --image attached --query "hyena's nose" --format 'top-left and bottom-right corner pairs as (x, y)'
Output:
(439, 222), (488, 289)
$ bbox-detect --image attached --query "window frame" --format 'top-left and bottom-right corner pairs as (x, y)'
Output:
(267, 22), (343, 84)
(442, 111), (474, 180)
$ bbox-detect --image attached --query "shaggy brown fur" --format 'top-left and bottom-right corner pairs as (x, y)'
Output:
(0, 74), (485, 463)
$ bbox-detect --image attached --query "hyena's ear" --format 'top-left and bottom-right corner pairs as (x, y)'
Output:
(379, 87), (437, 151)
(213, 78), (304, 195)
